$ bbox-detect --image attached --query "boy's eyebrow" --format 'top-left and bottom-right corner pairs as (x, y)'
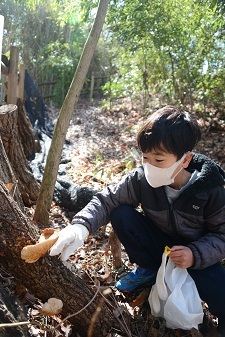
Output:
(152, 150), (167, 156)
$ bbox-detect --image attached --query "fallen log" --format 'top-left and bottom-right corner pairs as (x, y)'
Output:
(0, 181), (114, 336)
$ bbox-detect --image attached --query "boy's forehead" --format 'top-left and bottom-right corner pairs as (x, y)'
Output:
(143, 148), (173, 156)
(152, 150), (167, 156)
(149, 144), (170, 155)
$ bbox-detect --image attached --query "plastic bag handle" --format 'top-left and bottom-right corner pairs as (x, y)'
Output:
(156, 252), (168, 300)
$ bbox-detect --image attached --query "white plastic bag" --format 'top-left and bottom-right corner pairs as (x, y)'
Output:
(149, 247), (204, 330)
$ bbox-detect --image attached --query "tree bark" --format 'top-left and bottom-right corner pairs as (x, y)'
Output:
(33, 0), (110, 226)
(0, 280), (29, 337)
(0, 181), (114, 336)
(109, 231), (123, 269)
(0, 104), (39, 206)
(0, 133), (24, 209)
(7, 46), (19, 105)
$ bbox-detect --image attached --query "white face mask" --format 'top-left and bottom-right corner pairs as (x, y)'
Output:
(143, 154), (186, 188)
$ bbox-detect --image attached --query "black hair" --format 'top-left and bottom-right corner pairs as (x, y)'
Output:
(137, 106), (201, 159)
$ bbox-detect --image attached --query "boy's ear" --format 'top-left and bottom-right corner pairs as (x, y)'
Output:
(182, 152), (193, 168)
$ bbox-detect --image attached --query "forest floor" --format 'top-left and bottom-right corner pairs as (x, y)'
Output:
(30, 98), (225, 337)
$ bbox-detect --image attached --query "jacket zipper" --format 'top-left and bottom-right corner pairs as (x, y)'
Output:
(169, 203), (179, 237)
(162, 188), (181, 239)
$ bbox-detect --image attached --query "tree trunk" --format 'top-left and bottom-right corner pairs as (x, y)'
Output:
(0, 104), (39, 206)
(33, 0), (110, 226)
(0, 181), (114, 336)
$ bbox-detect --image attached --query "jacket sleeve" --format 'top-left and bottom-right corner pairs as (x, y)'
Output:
(188, 186), (225, 269)
(71, 170), (140, 234)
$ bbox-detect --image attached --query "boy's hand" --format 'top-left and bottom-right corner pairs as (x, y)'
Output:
(49, 224), (89, 261)
(169, 245), (194, 268)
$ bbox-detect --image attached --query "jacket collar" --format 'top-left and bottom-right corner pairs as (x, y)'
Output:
(184, 153), (225, 195)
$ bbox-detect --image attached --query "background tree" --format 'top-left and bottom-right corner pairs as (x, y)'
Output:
(33, 0), (110, 226)
(2, 0), (225, 109)
(105, 0), (225, 110)
(1, 0), (107, 107)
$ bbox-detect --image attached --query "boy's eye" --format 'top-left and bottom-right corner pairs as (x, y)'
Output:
(156, 159), (164, 162)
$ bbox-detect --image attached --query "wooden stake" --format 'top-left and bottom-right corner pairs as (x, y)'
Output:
(18, 64), (25, 101)
(7, 46), (19, 105)
(90, 72), (95, 101)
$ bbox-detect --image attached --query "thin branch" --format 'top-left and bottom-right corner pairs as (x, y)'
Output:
(0, 321), (30, 328)
(101, 291), (133, 337)
(0, 320), (52, 331)
(53, 278), (101, 331)
(87, 289), (111, 337)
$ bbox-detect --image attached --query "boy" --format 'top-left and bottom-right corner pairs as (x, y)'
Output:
(50, 106), (225, 335)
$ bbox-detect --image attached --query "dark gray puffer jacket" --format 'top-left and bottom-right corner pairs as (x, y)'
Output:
(72, 153), (225, 270)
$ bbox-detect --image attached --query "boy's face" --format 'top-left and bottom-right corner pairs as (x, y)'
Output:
(142, 149), (177, 168)
(142, 149), (192, 179)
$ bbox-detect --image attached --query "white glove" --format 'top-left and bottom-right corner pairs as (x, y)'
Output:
(49, 224), (89, 261)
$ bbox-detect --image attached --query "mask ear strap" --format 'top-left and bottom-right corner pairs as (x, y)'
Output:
(172, 166), (183, 180)
(171, 154), (187, 180)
